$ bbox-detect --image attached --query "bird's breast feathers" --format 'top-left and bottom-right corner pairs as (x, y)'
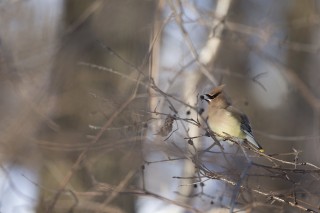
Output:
(208, 109), (246, 139)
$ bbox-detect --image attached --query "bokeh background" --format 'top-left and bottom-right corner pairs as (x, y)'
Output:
(0, 0), (320, 212)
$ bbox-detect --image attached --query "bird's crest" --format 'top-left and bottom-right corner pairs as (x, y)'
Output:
(205, 84), (226, 101)
(208, 84), (225, 96)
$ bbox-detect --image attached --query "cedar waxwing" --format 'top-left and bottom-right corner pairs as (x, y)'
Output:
(201, 85), (264, 152)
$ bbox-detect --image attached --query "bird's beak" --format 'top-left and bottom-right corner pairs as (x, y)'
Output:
(201, 94), (211, 103)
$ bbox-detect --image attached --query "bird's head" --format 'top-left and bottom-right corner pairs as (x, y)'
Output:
(200, 84), (229, 108)
(200, 84), (225, 102)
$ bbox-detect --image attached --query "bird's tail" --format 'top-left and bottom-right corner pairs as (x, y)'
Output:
(244, 130), (264, 152)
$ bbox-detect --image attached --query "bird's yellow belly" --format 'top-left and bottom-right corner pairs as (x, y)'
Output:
(208, 111), (245, 139)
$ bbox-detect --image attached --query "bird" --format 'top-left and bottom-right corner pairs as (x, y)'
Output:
(200, 85), (264, 152)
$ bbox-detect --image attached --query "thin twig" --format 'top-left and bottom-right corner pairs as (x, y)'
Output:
(46, 76), (142, 213)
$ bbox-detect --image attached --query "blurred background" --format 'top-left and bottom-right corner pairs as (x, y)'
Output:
(0, 0), (320, 212)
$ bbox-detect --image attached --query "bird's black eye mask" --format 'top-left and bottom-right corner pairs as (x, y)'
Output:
(200, 91), (221, 103)
(205, 91), (221, 101)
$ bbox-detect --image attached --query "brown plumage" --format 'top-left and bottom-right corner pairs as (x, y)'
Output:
(203, 85), (264, 152)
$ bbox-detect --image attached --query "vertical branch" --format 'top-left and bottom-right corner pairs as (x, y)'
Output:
(199, 0), (232, 65)
(168, 0), (233, 206)
(149, 1), (166, 131)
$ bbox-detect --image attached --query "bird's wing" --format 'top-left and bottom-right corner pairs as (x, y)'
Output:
(226, 106), (264, 151)
(226, 106), (252, 134)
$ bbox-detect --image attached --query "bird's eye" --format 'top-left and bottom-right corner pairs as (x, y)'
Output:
(205, 91), (221, 100)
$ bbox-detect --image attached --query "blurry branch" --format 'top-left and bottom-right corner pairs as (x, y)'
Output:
(35, 136), (144, 152)
(74, 7), (320, 206)
(0, 166), (35, 202)
(149, 0), (167, 132)
(47, 73), (142, 212)
(79, 185), (202, 213)
(255, 130), (320, 142)
(96, 170), (136, 211)
(168, 0), (218, 85)
(77, 41), (320, 211)
(230, 162), (251, 212)
(64, 0), (104, 35)
(198, 0), (232, 65)
(283, 66), (320, 110)
(0, 36), (60, 132)
(79, 62), (148, 87)
(193, 132), (320, 172)
(78, 47), (320, 173)
(147, 101), (320, 172)
(252, 162), (320, 174)
(180, 124), (320, 211)
(167, 0), (232, 207)
(68, 201), (124, 213)
(224, 15), (320, 153)
(223, 17), (320, 110)
(200, 165), (318, 213)
(225, 18), (320, 53)
(246, 32), (320, 149)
